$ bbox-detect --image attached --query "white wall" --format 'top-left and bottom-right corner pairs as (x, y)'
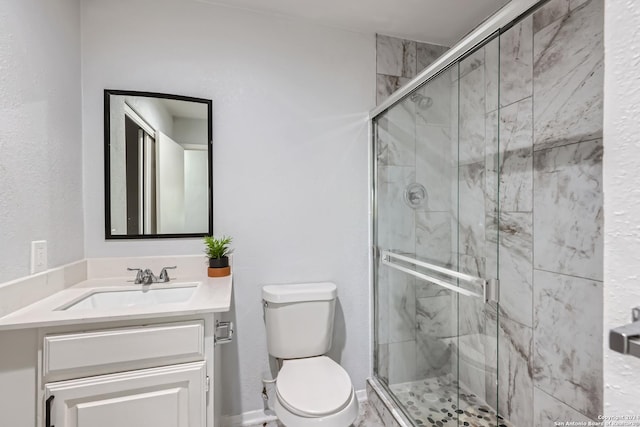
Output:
(603, 0), (640, 415)
(81, 0), (375, 416)
(0, 0), (84, 282)
(173, 117), (208, 147)
(157, 132), (186, 233)
(184, 150), (209, 233)
(125, 96), (174, 137)
(109, 95), (177, 234)
(108, 95), (128, 234)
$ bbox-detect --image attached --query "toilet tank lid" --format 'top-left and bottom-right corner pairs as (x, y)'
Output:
(262, 282), (337, 303)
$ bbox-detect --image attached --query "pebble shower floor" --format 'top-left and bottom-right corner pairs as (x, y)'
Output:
(390, 376), (513, 427)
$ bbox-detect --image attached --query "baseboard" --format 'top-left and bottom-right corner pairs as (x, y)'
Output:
(222, 389), (368, 427)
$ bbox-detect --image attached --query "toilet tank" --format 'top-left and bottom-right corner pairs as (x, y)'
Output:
(262, 282), (337, 359)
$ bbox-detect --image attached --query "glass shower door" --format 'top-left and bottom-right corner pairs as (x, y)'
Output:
(453, 35), (501, 426)
(374, 34), (501, 426)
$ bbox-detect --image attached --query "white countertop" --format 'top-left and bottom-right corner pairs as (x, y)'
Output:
(0, 275), (233, 331)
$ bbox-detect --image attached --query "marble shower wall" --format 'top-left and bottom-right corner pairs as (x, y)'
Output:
(443, 2), (603, 423)
(375, 1), (603, 423)
(375, 34), (451, 386)
(453, 35), (502, 406)
(493, 0), (604, 425)
(376, 34), (449, 105)
(414, 65), (459, 382)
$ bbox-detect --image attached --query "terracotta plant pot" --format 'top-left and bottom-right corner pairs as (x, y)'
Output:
(208, 256), (230, 277)
(208, 266), (231, 277)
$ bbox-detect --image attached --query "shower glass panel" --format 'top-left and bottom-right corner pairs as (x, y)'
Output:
(373, 34), (501, 426)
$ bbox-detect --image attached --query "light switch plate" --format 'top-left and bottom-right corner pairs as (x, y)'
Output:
(31, 240), (47, 274)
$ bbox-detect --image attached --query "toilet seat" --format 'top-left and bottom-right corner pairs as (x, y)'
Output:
(274, 385), (359, 427)
(276, 356), (353, 417)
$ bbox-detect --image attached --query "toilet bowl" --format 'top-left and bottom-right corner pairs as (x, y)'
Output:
(273, 356), (359, 426)
(262, 282), (358, 426)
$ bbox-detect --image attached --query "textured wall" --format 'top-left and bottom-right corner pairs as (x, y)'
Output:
(0, 0), (84, 282)
(603, 0), (640, 416)
(81, 0), (374, 416)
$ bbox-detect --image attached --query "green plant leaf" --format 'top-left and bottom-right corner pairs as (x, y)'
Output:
(203, 235), (233, 259)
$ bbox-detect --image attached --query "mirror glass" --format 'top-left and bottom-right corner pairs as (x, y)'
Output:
(105, 90), (212, 239)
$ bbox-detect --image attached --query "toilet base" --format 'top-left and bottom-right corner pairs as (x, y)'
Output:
(274, 388), (359, 427)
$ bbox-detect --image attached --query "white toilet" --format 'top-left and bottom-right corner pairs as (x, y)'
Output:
(262, 282), (359, 427)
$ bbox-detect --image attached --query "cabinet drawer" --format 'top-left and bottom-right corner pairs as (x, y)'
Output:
(43, 321), (205, 379)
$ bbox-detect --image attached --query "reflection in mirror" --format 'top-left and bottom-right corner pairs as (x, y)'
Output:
(105, 90), (212, 239)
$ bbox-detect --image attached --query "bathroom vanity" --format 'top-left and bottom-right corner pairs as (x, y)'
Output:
(0, 268), (233, 427)
(40, 318), (213, 427)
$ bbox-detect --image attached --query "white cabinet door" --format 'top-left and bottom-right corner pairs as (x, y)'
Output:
(45, 361), (206, 427)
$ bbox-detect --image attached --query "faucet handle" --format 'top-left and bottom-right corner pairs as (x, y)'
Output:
(159, 266), (177, 282)
(127, 267), (144, 284)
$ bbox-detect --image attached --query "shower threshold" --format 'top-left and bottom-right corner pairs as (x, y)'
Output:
(389, 376), (513, 427)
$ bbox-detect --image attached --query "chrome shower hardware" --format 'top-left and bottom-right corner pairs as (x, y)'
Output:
(409, 92), (433, 110)
(404, 182), (428, 209)
(610, 306), (640, 358)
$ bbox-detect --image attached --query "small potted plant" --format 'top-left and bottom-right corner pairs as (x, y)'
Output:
(204, 235), (233, 277)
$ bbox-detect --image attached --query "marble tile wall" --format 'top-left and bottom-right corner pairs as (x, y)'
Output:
(493, 0), (604, 425)
(376, 98), (418, 384)
(533, 0), (603, 150)
(454, 39), (500, 406)
(374, 1), (602, 424)
(375, 34), (452, 387)
(413, 65), (459, 384)
(533, 270), (603, 419)
(485, 16), (536, 426)
(376, 34), (448, 105)
(533, 139), (603, 281)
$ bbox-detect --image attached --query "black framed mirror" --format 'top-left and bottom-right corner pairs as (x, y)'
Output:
(104, 90), (213, 239)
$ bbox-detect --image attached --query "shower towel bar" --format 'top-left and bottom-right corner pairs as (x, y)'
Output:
(381, 250), (499, 303)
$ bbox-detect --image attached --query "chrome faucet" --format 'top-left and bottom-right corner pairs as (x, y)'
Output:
(158, 266), (176, 282)
(141, 268), (157, 285)
(127, 266), (176, 284)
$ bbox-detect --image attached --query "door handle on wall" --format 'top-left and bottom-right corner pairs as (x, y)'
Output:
(609, 306), (640, 358)
(45, 395), (55, 427)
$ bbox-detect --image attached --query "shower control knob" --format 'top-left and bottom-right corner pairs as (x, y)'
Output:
(404, 183), (428, 209)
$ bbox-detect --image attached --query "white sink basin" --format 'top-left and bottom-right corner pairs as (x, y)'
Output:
(60, 284), (198, 311)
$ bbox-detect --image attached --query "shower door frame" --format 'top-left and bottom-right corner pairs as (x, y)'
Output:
(369, 0), (548, 425)
(369, 0), (547, 120)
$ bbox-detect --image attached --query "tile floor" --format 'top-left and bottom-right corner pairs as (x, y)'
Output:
(390, 376), (513, 427)
(245, 375), (513, 427)
(244, 400), (386, 427)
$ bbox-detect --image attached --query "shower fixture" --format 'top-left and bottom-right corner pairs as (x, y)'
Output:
(404, 182), (428, 209)
(409, 92), (433, 110)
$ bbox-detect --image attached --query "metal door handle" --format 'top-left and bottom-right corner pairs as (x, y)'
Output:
(610, 306), (640, 358)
